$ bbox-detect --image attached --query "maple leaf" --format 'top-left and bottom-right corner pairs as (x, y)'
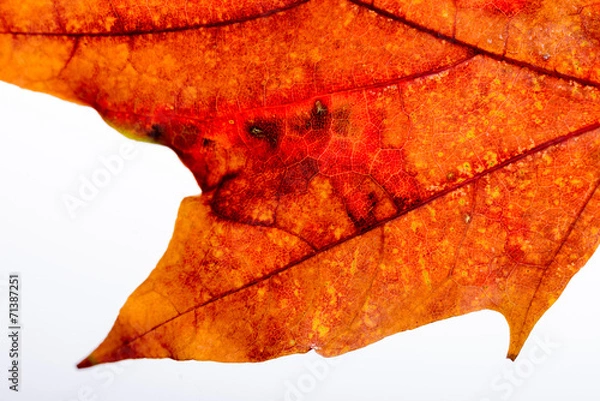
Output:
(1, 0), (600, 368)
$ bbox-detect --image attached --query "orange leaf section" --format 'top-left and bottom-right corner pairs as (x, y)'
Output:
(0, 0), (304, 33)
(1, 0), (599, 366)
(363, 0), (600, 84)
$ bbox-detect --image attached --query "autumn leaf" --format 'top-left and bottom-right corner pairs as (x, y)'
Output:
(1, 0), (600, 367)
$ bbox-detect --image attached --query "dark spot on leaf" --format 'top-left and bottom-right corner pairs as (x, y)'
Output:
(148, 124), (164, 141)
(291, 100), (332, 137)
(247, 119), (281, 147)
(203, 138), (215, 147)
(367, 192), (378, 209)
(308, 100), (328, 130)
(350, 214), (375, 233)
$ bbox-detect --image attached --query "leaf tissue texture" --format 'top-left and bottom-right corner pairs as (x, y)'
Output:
(1, 0), (600, 366)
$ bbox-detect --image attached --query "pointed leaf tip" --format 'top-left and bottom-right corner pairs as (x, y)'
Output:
(76, 356), (95, 369)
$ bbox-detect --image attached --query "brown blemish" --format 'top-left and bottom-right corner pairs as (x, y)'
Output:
(148, 124), (164, 141)
(291, 99), (331, 136)
(247, 119), (281, 147)
(367, 191), (378, 210)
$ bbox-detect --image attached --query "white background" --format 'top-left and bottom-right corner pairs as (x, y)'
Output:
(0, 82), (599, 401)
